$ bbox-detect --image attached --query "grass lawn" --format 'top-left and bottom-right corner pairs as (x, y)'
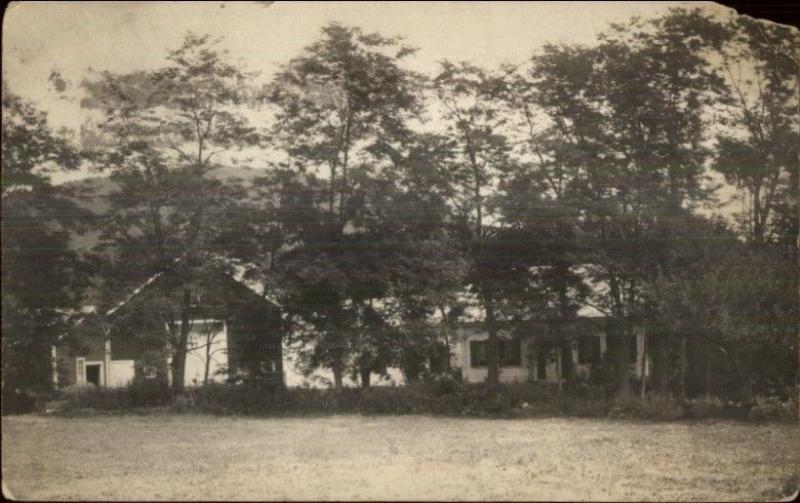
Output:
(2, 414), (798, 501)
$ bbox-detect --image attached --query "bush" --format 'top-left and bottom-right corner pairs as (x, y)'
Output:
(683, 396), (744, 420)
(457, 384), (510, 416)
(357, 386), (431, 415)
(127, 381), (173, 407)
(427, 373), (462, 397)
(59, 382), (173, 412)
(748, 395), (797, 422)
(1, 388), (39, 415)
(610, 394), (686, 421)
(565, 396), (613, 417)
(60, 386), (129, 411)
(51, 381), (798, 423)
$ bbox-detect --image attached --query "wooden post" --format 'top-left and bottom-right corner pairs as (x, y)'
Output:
(640, 330), (647, 399)
(50, 346), (58, 387)
(556, 348), (563, 392)
(104, 339), (111, 388)
(75, 357), (86, 386)
(100, 321), (112, 388)
(164, 335), (173, 387)
(678, 335), (688, 399)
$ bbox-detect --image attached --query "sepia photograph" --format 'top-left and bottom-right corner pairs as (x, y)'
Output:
(2, 1), (798, 500)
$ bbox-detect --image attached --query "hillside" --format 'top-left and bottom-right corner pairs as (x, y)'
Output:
(63, 165), (267, 253)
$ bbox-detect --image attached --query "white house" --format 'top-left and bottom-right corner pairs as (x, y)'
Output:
(452, 320), (650, 384)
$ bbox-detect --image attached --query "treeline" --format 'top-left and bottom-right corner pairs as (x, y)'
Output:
(2, 8), (798, 403)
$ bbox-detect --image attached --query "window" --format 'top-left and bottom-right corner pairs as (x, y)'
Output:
(629, 334), (638, 364)
(470, 341), (486, 368)
(536, 351), (548, 380)
(577, 336), (601, 365)
(499, 339), (521, 366)
(470, 339), (521, 368)
(142, 365), (157, 379)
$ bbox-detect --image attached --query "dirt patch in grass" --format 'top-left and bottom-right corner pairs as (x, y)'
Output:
(2, 415), (798, 501)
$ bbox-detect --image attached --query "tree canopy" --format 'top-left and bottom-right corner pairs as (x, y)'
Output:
(2, 8), (797, 401)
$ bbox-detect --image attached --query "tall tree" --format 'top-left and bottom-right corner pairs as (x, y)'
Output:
(432, 62), (520, 385)
(500, 64), (594, 385)
(712, 16), (799, 248)
(266, 23), (435, 389)
(644, 232), (798, 402)
(2, 89), (88, 400)
(81, 33), (259, 389)
(524, 8), (724, 396)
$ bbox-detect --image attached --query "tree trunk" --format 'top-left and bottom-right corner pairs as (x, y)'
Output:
(609, 274), (629, 397)
(439, 308), (452, 374)
(556, 347), (563, 392)
(704, 342), (712, 397)
(443, 339), (452, 373)
(616, 329), (631, 398)
(332, 357), (344, 391)
(360, 366), (371, 388)
(560, 339), (574, 384)
(171, 288), (192, 391)
(741, 378), (754, 405)
(677, 335), (688, 399)
(733, 349), (754, 405)
(752, 182), (763, 244)
(640, 331), (647, 399)
(203, 340), (211, 386)
(657, 337), (670, 395)
(484, 293), (500, 386)
(556, 265), (574, 385)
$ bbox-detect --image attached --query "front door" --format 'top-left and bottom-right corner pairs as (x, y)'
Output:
(86, 363), (102, 386)
(537, 351), (548, 380)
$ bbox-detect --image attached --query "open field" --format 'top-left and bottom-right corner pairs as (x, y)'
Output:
(2, 414), (798, 501)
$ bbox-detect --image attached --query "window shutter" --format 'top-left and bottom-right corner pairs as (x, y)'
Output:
(579, 337), (598, 365)
(537, 351), (548, 379)
(577, 338), (587, 364)
(75, 357), (86, 385)
(592, 337), (602, 365)
(506, 339), (521, 366)
(470, 341), (478, 368)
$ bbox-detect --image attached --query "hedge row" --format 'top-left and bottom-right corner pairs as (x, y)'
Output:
(50, 378), (798, 422)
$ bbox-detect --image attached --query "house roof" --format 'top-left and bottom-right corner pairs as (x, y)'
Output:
(455, 317), (608, 329)
(58, 254), (281, 340)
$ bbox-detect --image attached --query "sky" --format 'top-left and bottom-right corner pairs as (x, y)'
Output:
(3, 1), (732, 133)
(2, 1), (743, 214)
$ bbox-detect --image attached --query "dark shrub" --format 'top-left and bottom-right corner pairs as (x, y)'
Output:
(60, 386), (129, 411)
(748, 395), (797, 422)
(428, 374), (462, 396)
(358, 386), (428, 415)
(684, 396), (742, 420)
(1, 389), (38, 415)
(58, 382), (171, 412)
(459, 383), (514, 417)
(609, 394), (686, 421)
(127, 380), (172, 407)
(52, 381), (797, 423)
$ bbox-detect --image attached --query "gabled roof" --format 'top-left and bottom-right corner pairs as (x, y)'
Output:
(58, 254), (281, 340)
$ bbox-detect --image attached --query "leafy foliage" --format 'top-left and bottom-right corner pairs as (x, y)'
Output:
(2, 91), (90, 396)
(80, 34), (261, 388)
(3, 9), (797, 408)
